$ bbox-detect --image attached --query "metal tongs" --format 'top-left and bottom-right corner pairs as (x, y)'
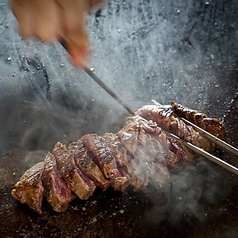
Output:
(85, 65), (238, 175)
(83, 66), (238, 176)
(150, 100), (238, 175)
(165, 113), (238, 176)
(84, 64), (238, 175)
(60, 41), (238, 176)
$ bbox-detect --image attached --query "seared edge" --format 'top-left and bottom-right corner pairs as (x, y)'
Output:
(42, 152), (74, 212)
(136, 105), (212, 151)
(68, 139), (110, 190)
(82, 134), (130, 191)
(11, 162), (45, 214)
(170, 100), (227, 139)
(52, 142), (96, 200)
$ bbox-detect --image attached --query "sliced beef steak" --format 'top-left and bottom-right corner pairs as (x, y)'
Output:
(11, 101), (227, 214)
(42, 152), (73, 212)
(136, 105), (212, 151)
(82, 134), (130, 191)
(136, 133), (170, 187)
(170, 100), (226, 139)
(68, 140), (110, 190)
(11, 162), (44, 214)
(103, 132), (148, 191)
(52, 142), (96, 200)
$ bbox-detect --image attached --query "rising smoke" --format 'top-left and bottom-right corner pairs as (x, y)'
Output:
(143, 158), (232, 226)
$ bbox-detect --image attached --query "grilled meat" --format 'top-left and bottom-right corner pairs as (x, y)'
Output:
(103, 132), (148, 191)
(124, 115), (194, 167)
(11, 162), (44, 214)
(42, 152), (74, 212)
(118, 116), (170, 187)
(136, 104), (212, 151)
(82, 134), (130, 191)
(170, 100), (226, 139)
(68, 139), (110, 190)
(11, 101), (226, 214)
(52, 142), (96, 200)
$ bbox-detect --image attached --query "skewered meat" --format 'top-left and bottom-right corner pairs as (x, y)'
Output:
(11, 101), (226, 214)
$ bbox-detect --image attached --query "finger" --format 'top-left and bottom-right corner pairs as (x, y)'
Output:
(56, 0), (88, 42)
(66, 43), (89, 68)
(10, 0), (33, 38)
(56, 0), (89, 66)
(63, 30), (89, 67)
(30, 0), (59, 42)
(88, 0), (105, 8)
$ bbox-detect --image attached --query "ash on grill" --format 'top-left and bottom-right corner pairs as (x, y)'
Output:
(11, 101), (226, 214)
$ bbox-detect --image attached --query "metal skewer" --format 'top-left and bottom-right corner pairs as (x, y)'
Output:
(60, 42), (135, 115)
(83, 66), (135, 115)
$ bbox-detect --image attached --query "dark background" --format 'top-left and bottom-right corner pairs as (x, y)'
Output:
(0, 0), (238, 237)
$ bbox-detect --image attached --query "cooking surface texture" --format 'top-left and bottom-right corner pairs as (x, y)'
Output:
(0, 0), (238, 237)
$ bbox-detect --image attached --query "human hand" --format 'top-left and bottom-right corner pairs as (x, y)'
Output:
(10, 0), (104, 67)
